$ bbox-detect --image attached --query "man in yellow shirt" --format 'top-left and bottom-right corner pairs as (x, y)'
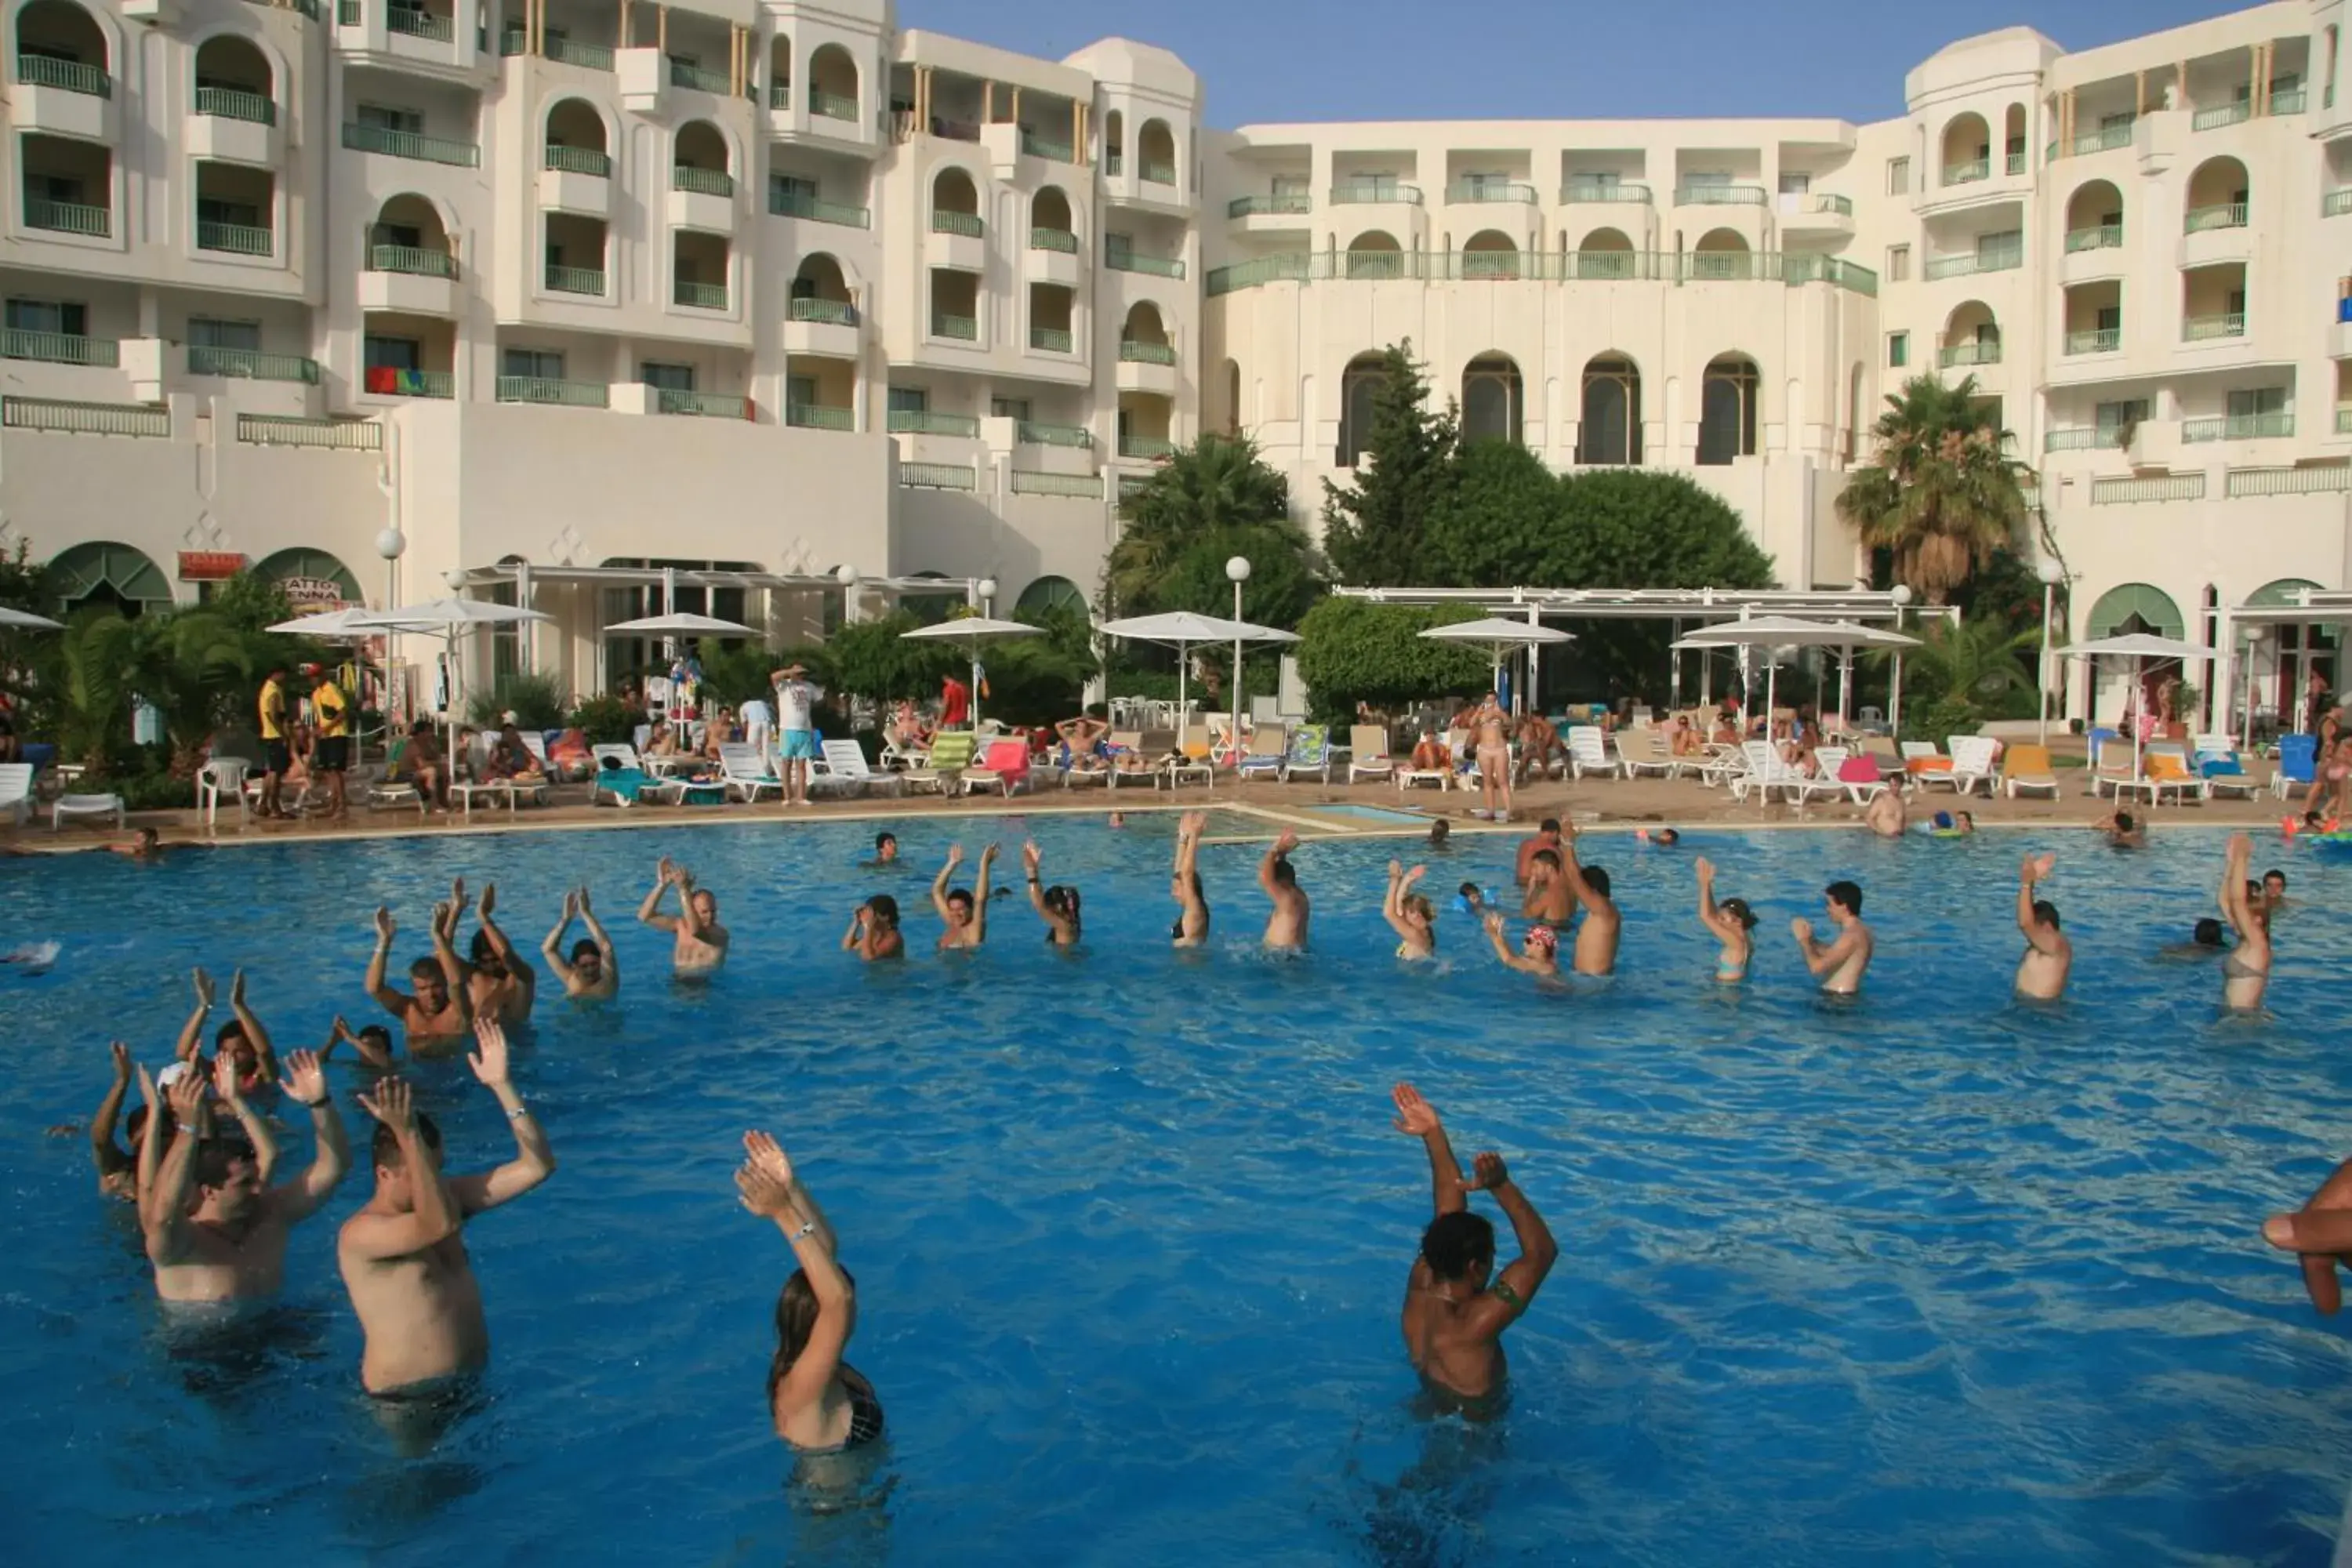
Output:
(258, 667), (290, 818)
(309, 663), (350, 819)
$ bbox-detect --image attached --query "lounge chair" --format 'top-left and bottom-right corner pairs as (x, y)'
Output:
(1396, 742), (1451, 791)
(2121, 748), (2203, 808)
(1833, 749), (1892, 804)
(1946, 736), (2000, 797)
(2000, 744), (2060, 799)
(1346, 725), (1396, 785)
(1900, 741), (1957, 792)
(820, 739), (902, 798)
(449, 775), (517, 818)
(1566, 725), (1614, 780)
(1107, 728), (1161, 790)
(1163, 723), (1214, 789)
(962, 738), (1038, 799)
(1279, 724), (1332, 783)
(902, 731), (976, 795)
(2198, 748), (2260, 800)
(52, 791), (125, 831)
(719, 743), (784, 804)
(2272, 733), (2318, 800)
(0, 760), (30, 827)
(1614, 730), (1679, 780)
(1235, 724), (1288, 784)
(196, 757), (251, 828)
(590, 745), (685, 805)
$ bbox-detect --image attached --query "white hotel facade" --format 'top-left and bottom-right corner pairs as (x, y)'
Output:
(1, 0), (2347, 719)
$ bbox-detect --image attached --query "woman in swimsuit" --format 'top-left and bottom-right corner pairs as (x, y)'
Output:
(2217, 831), (2272, 1011)
(1170, 810), (1210, 946)
(737, 1131), (884, 1453)
(1022, 840), (1082, 948)
(1472, 694), (1513, 822)
(1694, 856), (1757, 982)
(1381, 860), (1437, 961)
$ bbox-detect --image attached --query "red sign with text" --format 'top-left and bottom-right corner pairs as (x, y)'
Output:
(177, 550), (247, 581)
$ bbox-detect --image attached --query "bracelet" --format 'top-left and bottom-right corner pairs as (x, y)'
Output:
(507, 1103), (533, 1121)
(789, 1219), (817, 1242)
(301, 1095), (330, 1109)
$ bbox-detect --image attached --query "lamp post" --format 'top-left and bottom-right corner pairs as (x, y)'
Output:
(972, 576), (997, 728)
(1226, 555), (1251, 761)
(372, 528), (405, 760)
(2036, 557), (2066, 746)
(1887, 583), (1914, 737)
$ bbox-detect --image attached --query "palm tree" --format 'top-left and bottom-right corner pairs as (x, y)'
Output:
(1893, 615), (2042, 712)
(1837, 375), (2029, 604)
(53, 608), (259, 776)
(1103, 432), (1294, 615)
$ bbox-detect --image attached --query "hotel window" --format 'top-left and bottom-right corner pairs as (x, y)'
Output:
(1885, 245), (1910, 281)
(189, 317), (262, 352)
(356, 103), (424, 136)
(887, 386), (927, 416)
(1887, 332), (1909, 368)
(2227, 387), (2287, 419)
(502, 347), (564, 379)
(641, 361), (695, 393)
(1886, 156), (1910, 195)
(364, 334), (421, 372)
(989, 396), (1031, 420)
(2094, 399), (2147, 439)
(1778, 172), (1810, 194)
(6, 298), (86, 338)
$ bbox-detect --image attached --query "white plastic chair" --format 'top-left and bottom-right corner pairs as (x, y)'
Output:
(53, 792), (125, 831)
(719, 743), (783, 804)
(1946, 736), (2001, 797)
(197, 757), (250, 828)
(0, 761), (29, 827)
(1566, 726), (1614, 779)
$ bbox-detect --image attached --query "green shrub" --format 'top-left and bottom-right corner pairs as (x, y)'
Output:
(118, 768), (195, 811)
(565, 693), (639, 744)
(466, 671), (568, 729)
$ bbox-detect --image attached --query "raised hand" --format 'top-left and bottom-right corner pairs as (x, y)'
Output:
(1275, 829), (1300, 855)
(2023, 852), (2054, 884)
(979, 842), (1000, 866)
(742, 1128), (795, 1186)
(108, 1040), (130, 1081)
(944, 844), (965, 870)
(1180, 809), (1206, 838)
(192, 967), (216, 1009)
(1388, 858), (1403, 880)
(166, 1066), (209, 1123)
(136, 1063), (159, 1116)
(1022, 840), (1042, 875)
(430, 901), (453, 934)
(561, 888), (579, 921)
(280, 1048), (328, 1107)
(735, 1159), (795, 1221)
(229, 968), (247, 1009)
(656, 855), (678, 885)
(1468, 1151), (1510, 1190)
(577, 886), (593, 915)
(467, 1018), (511, 1087)
(356, 1076), (416, 1134)
(373, 906), (395, 942)
(1791, 916), (1814, 943)
(1696, 855), (1716, 884)
(211, 1051), (244, 1105)
(1402, 865), (1425, 887)
(1391, 1082), (1441, 1138)
(479, 883), (497, 918)
(450, 877), (466, 912)
(1483, 909), (1507, 934)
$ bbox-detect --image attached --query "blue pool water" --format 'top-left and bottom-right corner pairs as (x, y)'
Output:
(6, 814), (2352, 1566)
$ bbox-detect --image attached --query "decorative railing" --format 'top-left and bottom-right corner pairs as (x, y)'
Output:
(655, 389), (749, 418)
(808, 89), (856, 121)
(931, 210), (983, 238)
(546, 35), (613, 68)
(1228, 192), (1312, 217)
(238, 414), (382, 449)
(1329, 181), (1421, 205)
(2184, 201), (2249, 233)
(342, 120), (480, 166)
(2226, 465), (2352, 497)
(2273, 87), (2309, 114)
(1674, 183), (1766, 205)
(17, 53), (109, 96)
(188, 345), (318, 382)
(769, 188), (866, 227)
(1117, 435), (1176, 459)
(1803, 193), (1853, 215)
(2064, 223), (2122, 252)
(673, 280), (728, 310)
(1011, 470), (1102, 497)
(194, 85), (274, 124)
(24, 198), (108, 236)
(1, 328), (116, 366)
(544, 144), (610, 176)
(2005, 151), (2026, 174)
(1028, 326), (1073, 353)
(1922, 245), (2023, 280)
(787, 296), (857, 325)
(887, 409), (978, 437)
(2193, 101), (2252, 131)
(2091, 474), (2205, 504)
(2, 396), (166, 436)
(2063, 327), (2122, 354)
(1938, 340), (2002, 368)
(784, 402), (853, 430)
(386, 5), (453, 42)
(1018, 420), (1091, 448)
(668, 60), (728, 93)
(1139, 160), (1176, 186)
(197, 220), (274, 256)
(2183, 412), (2292, 441)
(1119, 340), (1178, 365)
(2182, 311), (2247, 341)
(1020, 130), (1073, 162)
(1104, 242), (1185, 278)
(930, 313), (979, 341)
(543, 264), (605, 296)
(1029, 226), (1079, 252)
(1561, 181), (1650, 204)
(2325, 189), (2352, 218)
(1204, 247), (1878, 296)
(2043, 428), (2113, 452)
(1446, 180), (1536, 203)
(672, 165), (734, 197)
(1941, 157), (1990, 185)
(899, 461), (975, 490)
(495, 375), (608, 408)
(369, 244), (456, 277)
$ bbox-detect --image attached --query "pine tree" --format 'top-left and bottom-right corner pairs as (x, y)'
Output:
(1320, 341), (1457, 586)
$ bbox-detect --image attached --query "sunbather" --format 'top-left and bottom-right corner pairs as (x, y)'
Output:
(1482, 911), (1557, 977)
(2014, 854), (2071, 1001)
(1171, 811), (1210, 947)
(2218, 831), (2270, 1011)
(1515, 713), (1567, 783)
(931, 844), (998, 951)
(1410, 732), (1451, 775)
(1258, 829), (1309, 950)
(1381, 861), (1436, 960)
(1022, 841), (1081, 949)
(842, 895), (903, 960)
(1695, 857), (1755, 983)
(638, 856), (730, 977)
(542, 887), (619, 999)
(1791, 880), (1872, 995)
(1056, 712), (1110, 771)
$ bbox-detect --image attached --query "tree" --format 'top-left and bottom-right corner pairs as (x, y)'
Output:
(53, 608), (257, 776)
(823, 611), (956, 705)
(982, 601), (1094, 722)
(1294, 598), (1489, 717)
(1419, 438), (1569, 586)
(1321, 341), (1457, 586)
(1103, 433), (1293, 616)
(1836, 375), (2029, 604)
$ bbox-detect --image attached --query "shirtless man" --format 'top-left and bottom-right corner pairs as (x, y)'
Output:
(2217, 831), (2270, 1011)
(1390, 1083), (1557, 1405)
(1864, 785), (1907, 839)
(1555, 821), (1621, 977)
(1471, 693), (1512, 822)
(2096, 810), (2146, 849)
(1521, 850), (1572, 927)
(2013, 853), (2071, 1001)
(2262, 1153), (2352, 1316)
(143, 1048), (348, 1303)
(1513, 819), (1562, 887)
(463, 884), (536, 1024)
(1258, 829), (1309, 950)
(931, 843), (998, 951)
(843, 895), (904, 960)
(336, 1019), (554, 1396)
(540, 886), (619, 1000)
(1515, 713), (1567, 784)
(638, 856), (731, 976)
(365, 903), (472, 1049)
(1171, 810), (1210, 948)
(1791, 879), (1873, 995)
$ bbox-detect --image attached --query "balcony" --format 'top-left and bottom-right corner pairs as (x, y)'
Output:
(1942, 157), (1990, 186)
(2192, 101), (2251, 131)
(2184, 202), (2248, 234)
(2092, 474), (2205, 504)
(342, 121), (481, 168)
(1937, 340), (2002, 368)
(1030, 226), (1079, 252)
(386, 5), (453, 42)
(1116, 342), (1177, 395)
(1673, 183), (1766, 205)
(1117, 434), (1176, 459)
(887, 409), (978, 437)
(17, 53), (107, 96)
(1018, 419), (1090, 448)
(789, 296), (856, 325)
(928, 210), (985, 271)
(370, 243), (454, 278)
(2182, 311), (2246, 341)
(2042, 427), (2114, 452)
(1228, 192), (1311, 219)
(188, 345), (318, 383)
(16, 54), (114, 140)
(544, 263), (606, 296)
(2006, 151), (2027, 175)
(769, 188), (868, 227)
(1329, 181), (1421, 205)
(2063, 327), (2122, 354)
(24, 198), (110, 238)
(2326, 189), (2352, 218)
(1780, 192), (1854, 233)
(2048, 121), (2135, 161)
(2226, 465), (2352, 498)
(2183, 412), (2292, 441)
(1140, 161), (1176, 186)
(540, 151), (610, 217)
(1445, 180), (1535, 204)
(672, 278), (728, 310)
(782, 296), (858, 357)
(669, 59), (728, 93)
(900, 461), (975, 490)
(361, 367), (453, 397)
(2274, 88), (2309, 115)
(656, 388), (749, 418)
(930, 312), (979, 342)
(785, 401), (853, 430)
(189, 87), (279, 165)
(1922, 244), (2022, 281)
(360, 245), (457, 314)
(1561, 181), (1651, 204)
(808, 89), (857, 123)
(1105, 241), (1184, 280)
(496, 376), (606, 407)
(1020, 130), (1073, 163)
(196, 219), (273, 257)
(194, 87), (274, 126)
(668, 167), (735, 233)
(673, 165), (734, 198)
(1029, 325), (1073, 354)
(2, 328), (116, 366)
(1011, 470), (1102, 498)
(3, 395), (166, 437)
(2064, 223), (2122, 251)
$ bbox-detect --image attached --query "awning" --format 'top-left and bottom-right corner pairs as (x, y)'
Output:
(2084, 582), (2185, 642)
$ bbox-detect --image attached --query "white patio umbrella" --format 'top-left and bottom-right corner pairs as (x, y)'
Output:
(1804, 619), (1922, 732)
(346, 597), (554, 740)
(1675, 615), (1908, 736)
(2053, 632), (2220, 785)
(1094, 611), (1300, 739)
(603, 611), (761, 637)
(0, 605), (64, 630)
(1417, 617), (1575, 713)
(898, 616), (1040, 731)
(265, 606), (382, 638)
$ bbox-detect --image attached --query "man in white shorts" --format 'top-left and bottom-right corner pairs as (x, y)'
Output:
(771, 662), (818, 806)
(739, 688), (774, 768)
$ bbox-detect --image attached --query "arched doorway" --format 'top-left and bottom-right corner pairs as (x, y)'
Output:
(1344, 229), (1402, 281)
(1461, 353), (1522, 442)
(1338, 350), (1387, 465)
(1461, 229), (1518, 281)
(252, 548), (362, 611)
(49, 540), (171, 615)
(1577, 353), (1641, 465)
(2085, 581), (2187, 727)
(1697, 353), (1758, 463)
(1014, 575), (1085, 617)
(2247, 577), (2338, 730)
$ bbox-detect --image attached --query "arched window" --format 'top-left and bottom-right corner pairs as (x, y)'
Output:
(790, 252), (851, 312)
(1122, 301), (1167, 347)
(1014, 575), (1085, 617)
(1697, 353), (1759, 464)
(1103, 109), (1124, 171)
(932, 166), (981, 234)
(675, 120), (729, 180)
(1578, 354), (1642, 465)
(1344, 229), (1401, 281)
(1338, 350), (1387, 466)
(2085, 582), (2185, 641)
(1940, 111), (1991, 183)
(17, 1), (107, 76)
(2002, 103), (2027, 172)
(369, 192), (452, 271)
(1033, 184), (1073, 243)
(1137, 118), (1178, 185)
(252, 548), (362, 610)
(1461, 353), (1522, 443)
(1690, 227), (1751, 281)
(193, 34), (270, 116)
(1940, 300), (1999, 368)
(2185, 155), (2249, 229)
(2064, 179), (2122, 248)
(1461, 228), (1518, 281)
(807, 42), (858, 121)
(1573, 226), (1635, 280)
(49, 540), (169, 615)
(545, 97), (608, 174)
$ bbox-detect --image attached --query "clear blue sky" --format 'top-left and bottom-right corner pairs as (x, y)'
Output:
(898, 0), (2252, 125)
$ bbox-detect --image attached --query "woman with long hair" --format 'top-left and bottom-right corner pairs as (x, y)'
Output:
(736, 1131), (883, 1452)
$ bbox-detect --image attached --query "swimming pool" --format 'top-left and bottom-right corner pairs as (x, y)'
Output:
(6, 814), (2351, 1565)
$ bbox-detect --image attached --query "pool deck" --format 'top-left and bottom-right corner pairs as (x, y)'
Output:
(2, 740), (2310, 854)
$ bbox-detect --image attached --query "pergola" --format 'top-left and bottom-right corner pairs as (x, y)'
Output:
(2218, 589), (2352, 742)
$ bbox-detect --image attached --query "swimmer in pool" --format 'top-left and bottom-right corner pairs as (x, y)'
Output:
(541, 886), (619, 1000)
(1514, 820), (1562, 887)
(1171, 811), (1210, 947)
(735, 1131), (883, 1452)
(1649, 827), (1681, 848)
(100, 827), (166, 861)
(1791, 879), (1873, 995)
(1381, 860), (1436, 960)
(1522, 849), (1572, 926)
(1258, 829), (1309, 949)
(931, 843), (998, 951)
(2263, 1154), (2352, 1317)
(2262, 868), (2289, 913)
(321, 1015), (397, 1069)
(463, 883), (536, 1025)
(2013, 853), (2071, 1001)
(1482, 910), (1558, 977)
(2158, 917), (2231, 960)
(336, 1019), (554, 1396)
(1556, 822), (1620, 977)
(638, 856), (731, 976)
(1021, 841), (1081, 949)
(1391, 1083), (1557, 1404)
(1864, 786), (1907, 839)
(842, 895), (904, 960)
(1426, 819), (1451, 851)
(81, 1040), (169, 1202)
(2217, 831), (2270, 1011)
(1694, 857), (1756, 982)
(143, 1047), (347, 1303)
(865, 832), (898, 869)
(1455, 882), (1488, 916)
(2097, 811), (2146, 849)
(365, 903), (473, 1049)
(176, 966), (281, 1094)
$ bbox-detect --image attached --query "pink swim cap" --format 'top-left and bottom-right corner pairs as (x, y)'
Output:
(1524, 925), (1558, 956)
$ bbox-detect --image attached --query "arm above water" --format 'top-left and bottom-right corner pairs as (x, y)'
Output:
(265, 1050), (349, 1224)
(1390, 1083), (1467, 1218)
(445, 1021), (555, 1216)
(736, 1149), (855, 1421)
(175, 967), (214, 1063)
(364, 908), (408, 1019)
(541, 891), (579, 989)
(638, 858), (681, 933)
(90, 1042), (132, 1186)
(226, 969), (279, 1087)
(930, 846), (963, 924)
(1453, 1156), (1559, 1340)
(339, 1079), (462, 1261)
(477, 885), (535, 1006)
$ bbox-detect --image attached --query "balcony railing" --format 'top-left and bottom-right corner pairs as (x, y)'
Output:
(342, 120), (481, 167)
(370, 243), (456, 277)
(1018, 420), (1091, 448)
(785, 401), (853, 430)
(2092, 474), (2205, 505)
(1802, 193), (1853, 215)
(900, 461), (975, 490)
(2339, 406), (2352, 434)
(2005, 151), (2027, 175)
(17, 53), (109, 96)
(194, 85), (274, 125)
(1011, 470), (1102, 497)
(24, 198), (109, 237)
(2064, 222), (2122, 252)
(2193, 100), (2252, 131)
(1329, 181), (1421, 205)
(547, 35), (613, 69)
(673, 280), (728, 310)
(2227, 464), (2352, 498)
(2043, 427), (2113, 451)
(196, 220), (274, 256)
(386, 5), (454, 42)
(1561, 181), (1650, 204)
(887, 409), (978, 437)
(1119, 340), (1178, 365)
(1139, 160), (1176, 186)
(787, 296), (857, 325)
(364, 368), (454, 397)
(673, 165), (734, 197)
(1020, 130), (1073, 162)
(544, 263), (606, 296)
(1203, 247), (1879, 297)
(1, 328), (116, 366)
(1942, 157), (1990, 185)
(544, 144), (610, 176)
(808, 89), (857, 121)
(188, 345), (318, 383)
(2272, 87), (2309, 115)
(770, 188), (868, 227)
(238, 414), (382, 450)
(1922, 245), (2023, 280)
(668, 59), (728, 93)
(1104, 151), (1122, 175)
(1674, 183), (1766, 205)
(2326, 189), (2352, 218)
(2063, 327), (2122, 354)
(3, 395), (165, 437)
(1104, 243), (1185, 278)
(1118, 435), (1176, 459)
(1781, 253), (1879, 296)
(1937, 340), (2002, 368)
(1029, 326), (1073, 353)
(1228, 192), (1312, 217)
(2182, 311), (2247, 341)
(931, 313), (978, 341)
(1029, 226), (1079, 252)
(931, 210), (983, 238)
(1445, 180), (1535, 203)
(2184, 201), (2249, 233)
(496, 375), (607, 408)
(655, 389), (749, 419)
(2051, 122), (2135, 159)
(2183, 412), (2293, 441)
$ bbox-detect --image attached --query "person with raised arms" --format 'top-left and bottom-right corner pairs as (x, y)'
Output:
(1258, 829), (1309, 950)
(366, 900), (472, 1049)
(841, 895), (904, 961)
(638, 856), (731, 977)
(1022, 840), (1083, 949)
(1170, 810), (1210, 948)
(174, 967), (281, 1096)
(541, 885), (619, 1000)
(1381, 860), (1436, 961)
(462, 882), (537, 1024)
(1555, 820), (1621, 977)
(931, 843), (998, 951)
(735, 1130), (884, 1452)
(1791, 879), (1874, 996)
(1695, 857), (1757, 984)
(1481, 911), (1558, 978)
(2216, 831), (2270, 1011)
(2014, 854), (2071, 1001)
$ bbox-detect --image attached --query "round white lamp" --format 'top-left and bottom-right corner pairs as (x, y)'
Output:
(1890, 583), (1914, 607)
(374, 528), (406, 561)
(2037, 557), (2065, 586)
(834, 563), (858, 586)
(442, 568), (468, 592)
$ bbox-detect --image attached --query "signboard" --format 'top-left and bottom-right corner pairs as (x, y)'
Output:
(281, 575), (346, 608)
(177, 550), (247, 581)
